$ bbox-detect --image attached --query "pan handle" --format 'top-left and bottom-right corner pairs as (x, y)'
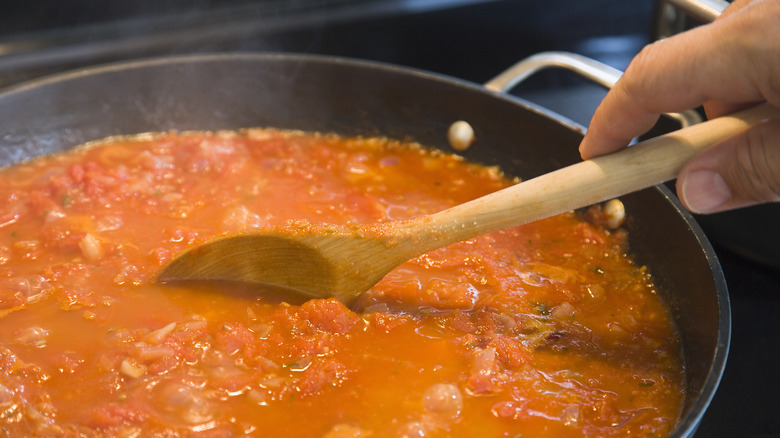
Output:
(666, 0), (728, 22)
(485, 51), (702, 128)
(485, 51), (622, 92)
(656, 0), (727, 40)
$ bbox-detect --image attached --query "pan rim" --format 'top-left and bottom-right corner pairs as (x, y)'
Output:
(0, 51), (730, 437)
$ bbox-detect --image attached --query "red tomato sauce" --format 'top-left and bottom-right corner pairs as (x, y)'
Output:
(0, 130), (684, 437)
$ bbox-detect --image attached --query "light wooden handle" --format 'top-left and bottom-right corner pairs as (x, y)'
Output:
(409, 103), (780, 251)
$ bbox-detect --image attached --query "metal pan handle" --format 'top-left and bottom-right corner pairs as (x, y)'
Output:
(656, 0), (726, 40)
(485, 51), (702, 128)
(666, 0), (728, 22)
(485, 51), (622, 92)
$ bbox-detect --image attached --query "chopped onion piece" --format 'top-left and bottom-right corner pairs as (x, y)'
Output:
(79, 233), (104, 261)
(135, 343), (175, 361)
(397, 420), (436, 438)
(323, 423), (372, 438)
(14, 327), (50, 348)
(551, 302), (577, 320)
(95, 216), (123, 231)
(120, 358), (146, 378)
(422, 383), (463, 417)
(143, 322), (177, 345)
(153, 382), (213, 425)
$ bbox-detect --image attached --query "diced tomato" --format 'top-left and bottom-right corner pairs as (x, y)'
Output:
(489, 333), (529, 369)
(149, 247), (172, 265)
(53, 351), (85, 374)
(87, 403), (150, 428)
(0, 289), (24, 311)
(69, 164), (85, 183)
(365, 311), (412, 334)
(492, 400), (524, 419)
(0, 347), (20, 374)
(449, 311), (477, 333)
(145, 352), (181, 375)
(208, 365), (258, 393)
(214, 322), (257, 355)
(573, 222), (608, 247)
(296, 358), (347, 398)
(466, 347), (501, 395)
(298, 299), (358, 334)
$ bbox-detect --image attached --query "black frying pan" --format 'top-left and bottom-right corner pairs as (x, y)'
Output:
(0, 53), (729, 437)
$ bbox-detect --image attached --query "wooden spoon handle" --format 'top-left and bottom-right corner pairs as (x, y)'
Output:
(408, 103), (780, 252)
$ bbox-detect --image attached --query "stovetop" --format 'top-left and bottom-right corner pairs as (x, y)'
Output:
(1, 1), (778, 436)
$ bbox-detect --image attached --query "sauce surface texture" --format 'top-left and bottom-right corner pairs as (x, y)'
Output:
(0, 130), (684, 437)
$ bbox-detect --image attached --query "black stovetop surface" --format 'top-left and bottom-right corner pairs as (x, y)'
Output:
(1, 1), (778, 436)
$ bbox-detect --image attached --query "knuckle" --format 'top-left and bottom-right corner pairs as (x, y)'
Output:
(744, 39), (780, 107)
(735, 2), (780, 105)
(763, 68), (780, 108)
(726, 120), (780, 203)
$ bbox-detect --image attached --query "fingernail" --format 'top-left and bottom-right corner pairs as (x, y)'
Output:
(681, 170), (732, 213)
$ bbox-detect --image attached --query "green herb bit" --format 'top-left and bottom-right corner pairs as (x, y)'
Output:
(532, 302), (550, 316)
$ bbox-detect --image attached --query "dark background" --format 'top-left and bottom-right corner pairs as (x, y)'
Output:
(1, 1), (778, 436)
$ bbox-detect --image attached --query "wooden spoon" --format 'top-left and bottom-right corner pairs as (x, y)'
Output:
(157, 104), (779, 304)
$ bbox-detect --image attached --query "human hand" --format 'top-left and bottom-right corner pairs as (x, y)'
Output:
(579, 0), (780, 214)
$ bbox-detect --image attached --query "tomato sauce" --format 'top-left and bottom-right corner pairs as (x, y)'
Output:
(0, 130), (684, 437)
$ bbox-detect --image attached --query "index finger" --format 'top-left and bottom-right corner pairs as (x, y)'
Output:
(579, 2), (772, 159)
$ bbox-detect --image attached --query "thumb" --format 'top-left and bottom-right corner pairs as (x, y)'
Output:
(678, 118), (780, 214)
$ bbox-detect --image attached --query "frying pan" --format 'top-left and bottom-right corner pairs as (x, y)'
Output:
(0, 53), (729, 437)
